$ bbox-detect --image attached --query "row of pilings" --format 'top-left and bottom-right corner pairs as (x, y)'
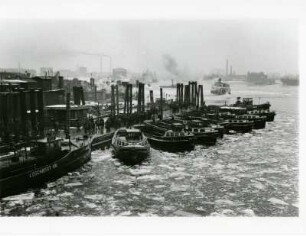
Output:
(177, 81), (204, 109)
(107, 80), (204, 124)
(0, 89), (44, 142)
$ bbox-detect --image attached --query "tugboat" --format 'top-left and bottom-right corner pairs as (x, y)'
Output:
(247, 110), (275, 122)
(235, 114), (266, 129)
(210, 78), (231, 95)
(111, 128), (150, 165)
(142, 121), (195, 152)
(184, 119), (219, 145)
(0, 134), (91, 198)
(0, 92), (91, 198)
(234, 97), (276, 122)
(219, 119), (253, 134)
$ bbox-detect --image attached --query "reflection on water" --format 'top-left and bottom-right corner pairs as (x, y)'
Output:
(0, 82), (299, 216)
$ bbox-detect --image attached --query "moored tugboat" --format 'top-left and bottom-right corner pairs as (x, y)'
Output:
(111, 128), (150, 165)
(183, 119), (219, 145)
(142, 121), (195, 152)
(219, 119), (253, 134)
(0, 91), (92, 198)
(235, 97), (276, 122)
(235, 114), (266, 129)
(0, 134), (91, 198)
(247, 110), (276, 122)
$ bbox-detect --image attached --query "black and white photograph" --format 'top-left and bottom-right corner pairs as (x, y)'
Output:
(0, 0), (305, 235)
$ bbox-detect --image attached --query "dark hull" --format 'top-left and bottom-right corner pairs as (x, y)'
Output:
(148, 137), (194, 152)
(0, 145), (91, 199)
(281, 79), (299, 86)
(262, 113), (275, 122)
(226, 123), (253, 133)
(253, 120), (266, 129)
(91, 132), (114, 150)
(211, 89), (228, 95)
(112, 146), (149, 165)
(194, 133), (218, 145)
(215, 127), (225, 138)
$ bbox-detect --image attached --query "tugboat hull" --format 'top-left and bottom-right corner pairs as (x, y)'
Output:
(0, 145), (91, 199)
(226, 123), (253, 133)
(194, 133), (218, 145)
(112, 146), (150, 165)
(148, 137), (194, 152)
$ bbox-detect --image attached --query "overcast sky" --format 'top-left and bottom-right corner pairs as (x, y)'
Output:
(0, 19), (298, 75)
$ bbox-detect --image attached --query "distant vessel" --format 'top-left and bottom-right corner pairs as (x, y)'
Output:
(210, 78), (231, 95)
(246, 72), (275, 85)
(281, 76), (299, 86)
(111, 128), (150, 164)
(159, 79), (176, 88)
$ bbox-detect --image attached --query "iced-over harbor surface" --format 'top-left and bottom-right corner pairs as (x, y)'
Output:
(0, 81), (298, 216)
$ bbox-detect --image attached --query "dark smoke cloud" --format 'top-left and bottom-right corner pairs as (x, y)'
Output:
(162, 54), (180, 76)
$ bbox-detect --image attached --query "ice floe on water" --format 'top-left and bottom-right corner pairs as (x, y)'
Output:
(240, 209), (256, 217)
(221, 176), (240, 183)
(137, 174), (163, 181)
(91, 153), (112, 163)
(84, 194), (106, 201)
(170, 184), (189, 192)
(250, 181), (266, 190)
(57, 192), (73, 197)
(215, 199), (235, 206)
(128, 168), (152, 176)
(2, 192), (35, 202)
(64, 182), (83, 187)
(169, 171), (191, 178)
(174, 210), (201, 217)
(217, 150), (232, 155)
(268, 198), (289, 206)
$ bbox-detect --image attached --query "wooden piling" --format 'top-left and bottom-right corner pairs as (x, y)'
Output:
(124, 84), (128, 114)
(19, 90), (27, 138)
(129, 84), (132, 115)
(111, 85), (115, 116)
(80, 87), (85, 105)
(94, 85), (97, 102)
(150, 90), (154, 112)
(176, 83), (180, 103)
(198, 85), (204, 107)
(142, 83), (145, 112)
(65, 92), (71, 139)
(116, 85), (119, 116)
(137, 83), (141, 114)
(180, 83), (184, 106)
(30, 89), (36, 135)
(160, 88), (163, 120)
(37, 89), (44, 136)
(1, 93), (9, 141)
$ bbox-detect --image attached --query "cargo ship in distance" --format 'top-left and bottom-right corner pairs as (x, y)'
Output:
(281, 76), (299, 86)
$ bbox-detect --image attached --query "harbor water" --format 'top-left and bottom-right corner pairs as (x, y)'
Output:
(0, 81), (299, 217)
